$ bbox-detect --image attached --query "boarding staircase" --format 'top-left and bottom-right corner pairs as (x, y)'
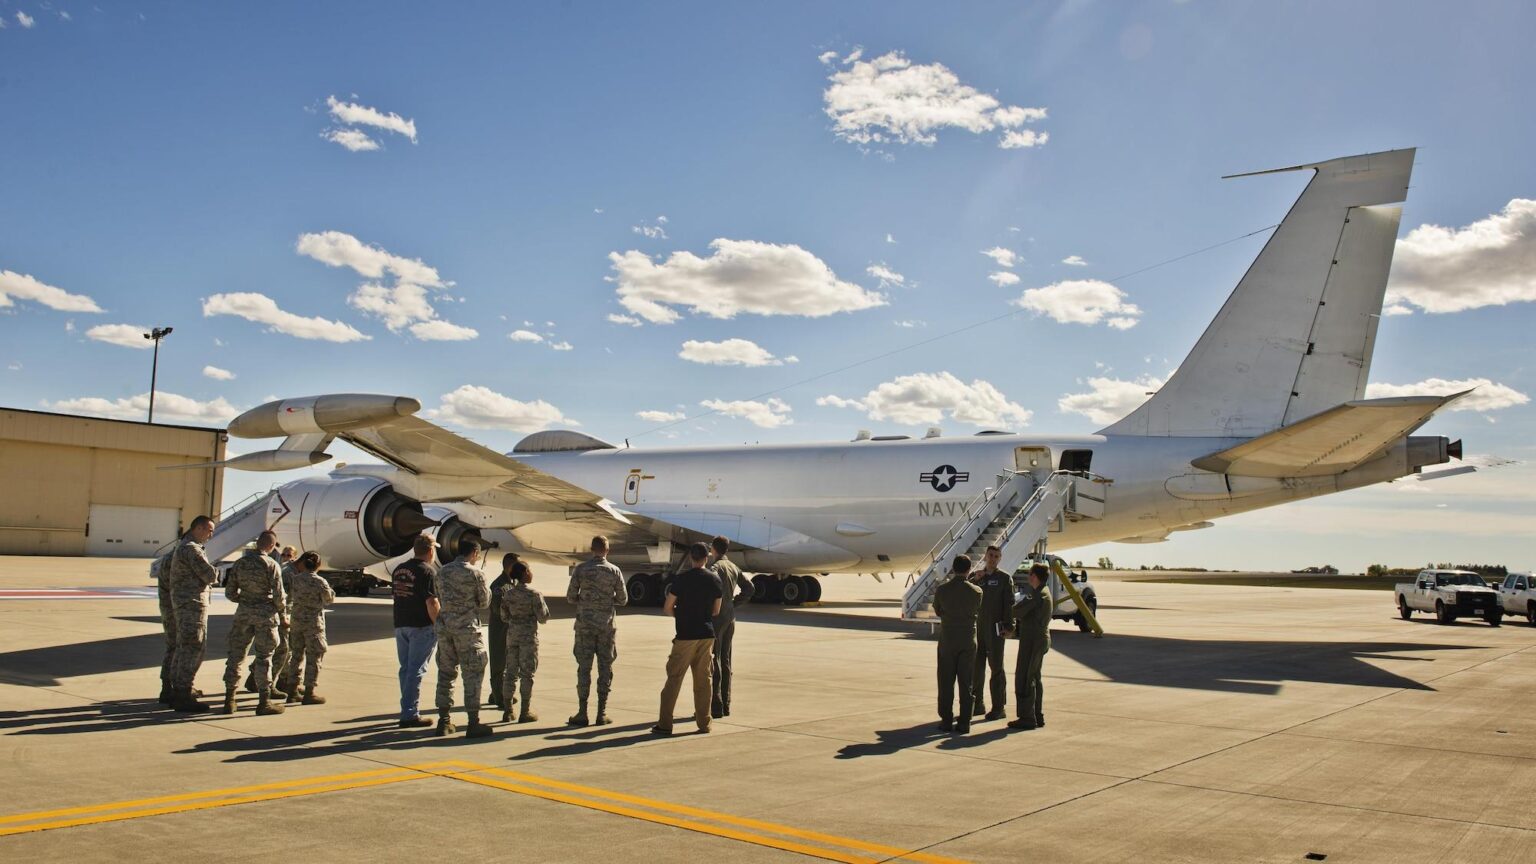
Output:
(150, 489), (283, 566)
(901, 470), (1108, 621)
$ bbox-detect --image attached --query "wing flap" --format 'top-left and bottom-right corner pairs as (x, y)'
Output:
(1192, 393), (1466, 477)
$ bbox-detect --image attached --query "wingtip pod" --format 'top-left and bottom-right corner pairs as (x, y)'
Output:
(229, 394), (421, 439)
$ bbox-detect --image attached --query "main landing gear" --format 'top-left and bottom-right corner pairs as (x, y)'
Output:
(625, 572), (823, 607)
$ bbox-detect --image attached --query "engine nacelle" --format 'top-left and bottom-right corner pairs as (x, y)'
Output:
(425, 510), (485, 561)
(273, 477), (437, 570)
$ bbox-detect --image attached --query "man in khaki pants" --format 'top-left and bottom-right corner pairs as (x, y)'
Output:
(653, 542), (722, 736)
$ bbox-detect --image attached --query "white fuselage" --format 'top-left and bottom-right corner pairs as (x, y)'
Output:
(493, 432), (1409, 575)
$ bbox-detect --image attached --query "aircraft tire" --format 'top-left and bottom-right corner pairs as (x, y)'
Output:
(626, 574), (652, 607)
(751, 575), (773, 603)
(780, 576), (806, 606)
(805, 576), (822, 603)
(656, 574), (673, 606)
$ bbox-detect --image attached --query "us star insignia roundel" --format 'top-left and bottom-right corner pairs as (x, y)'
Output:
(920, 465), (970, 493)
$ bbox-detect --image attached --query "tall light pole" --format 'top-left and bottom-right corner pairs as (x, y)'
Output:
(143, 326), (173, 423)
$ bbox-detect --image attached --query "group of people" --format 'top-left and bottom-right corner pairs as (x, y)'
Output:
(390, 532), (752, 739)
(155, 518), (335, 716)
(158, 517), (1046, 739)
(932, 546), (1052, 734)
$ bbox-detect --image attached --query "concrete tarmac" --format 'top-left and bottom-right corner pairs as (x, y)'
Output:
(1, 557), (1533, 863)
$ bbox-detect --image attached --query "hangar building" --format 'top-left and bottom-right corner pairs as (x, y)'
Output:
(0, 407), (226, 557)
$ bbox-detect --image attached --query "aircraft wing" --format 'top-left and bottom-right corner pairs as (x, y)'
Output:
(341, 417), (602, 511)
(1191, 393), (1467, 478)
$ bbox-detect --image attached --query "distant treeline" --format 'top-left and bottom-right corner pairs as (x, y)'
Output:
(1366, 563), (1509, 578)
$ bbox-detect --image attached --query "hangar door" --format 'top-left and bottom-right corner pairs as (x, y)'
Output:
(87, 504), (179, 558)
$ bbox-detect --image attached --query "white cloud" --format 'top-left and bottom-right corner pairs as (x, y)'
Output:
(637, 409), (686, 423)
(59, 10), (70, 21)
(409, 319), (479, 341)
(509, 329), (544, 343)
(1365, 377), (1529, 413)
(296, 231), (443, 287)
(326, 95), (417, 143)
(988, 271), (1021, 287)
(85, 323), (152, 349)
(819, 372), (1031, 428)
(17, 11), (35, 27)
(550, 340), (573, 351)
(1061, 255), (1088, 266)
(1013, 279), (1141, 329)
(348, 282), (435, 331)
(323, 128), (380, 152)
(632, 216), (669, 240)
(0, 270), (103, 313)
(202, 292), (370, 342)
(678, 338), (789, 367)
(998, 129), (1049, 149)
(818, 50), (840, 65)
(823, 51), (1048, 151)
(427, 385), (577, 432)
(202, 365), (236, 381)
(1058, 375), (1166, 425)
(607, 313), (643, 327)
(981, 247), (1019, 268)
(866, 263), (905, 288)
(1386, 199), (1536, 314)
(609, 238), (885, 324)
(894, 319), (926, 328)
(46, 392), (239, 425)
(701, 397), (793, 428)
(885, 233), (897, 244)
(6, 362), (20, 371)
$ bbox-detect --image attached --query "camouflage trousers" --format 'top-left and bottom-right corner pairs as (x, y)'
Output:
(158, 581), (175, 687)
(170, 596), (209, 692)
(502, 634), (539, 705)
(435, 625), (487, 712)
(284, 619), (327, 693)
(224, 608), (280, 691)
(572, 624), (617, 701)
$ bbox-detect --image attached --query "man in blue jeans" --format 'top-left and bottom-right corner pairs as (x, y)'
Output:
(392, 535), (440, 728)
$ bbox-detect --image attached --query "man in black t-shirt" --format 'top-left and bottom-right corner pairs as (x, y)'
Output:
(392, 535), (440, 729)
(653, 542), (722, 736)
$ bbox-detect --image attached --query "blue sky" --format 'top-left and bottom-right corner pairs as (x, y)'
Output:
(3, 1), (1533, 571)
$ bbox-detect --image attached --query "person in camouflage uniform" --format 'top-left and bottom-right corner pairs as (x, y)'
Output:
(283, 551), (335, 705)
(167, 516), (219, 713)
(249, 545), (297, 695)
(434, 540), (492, 738)
(486, 553), (519, 710)
(498, 560), (549, 723)
(565, 535), (627, 727)
(221, 531), (288, 716)
(153, 541), (183, 705)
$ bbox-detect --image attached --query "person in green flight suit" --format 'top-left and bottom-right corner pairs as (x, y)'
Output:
(486, 553), (520, 710)
(1009, 562), (1052, 731)
(931, 554), (982, 734)
(970, 544), (1013, 721)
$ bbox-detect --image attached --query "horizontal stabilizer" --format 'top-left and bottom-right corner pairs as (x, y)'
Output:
(1192, 393), (1467, 478)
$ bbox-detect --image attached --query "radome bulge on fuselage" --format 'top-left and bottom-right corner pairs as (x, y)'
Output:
(204, 147), (1464, 577)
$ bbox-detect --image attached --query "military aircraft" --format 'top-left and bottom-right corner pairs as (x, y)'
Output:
(202, 149), (1467, 605)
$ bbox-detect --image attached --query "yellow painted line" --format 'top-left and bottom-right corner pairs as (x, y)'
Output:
(0, 762), (458, 837)
(436, 761), (969, 864)
(440, 768), (877, 864)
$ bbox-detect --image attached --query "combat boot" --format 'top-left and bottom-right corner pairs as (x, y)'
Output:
(243, 671), (259, 694)
(158, 685), (173, 706)
(500, 706), (513, 723)
(594, 695), (612, 726)
(302, 688), (326, 705)
(171, 689), (209, 714)
(220, 687), (237, 715)
(256, 690), (285, 716)
(267, 684), (287, 702)
(567, 698), (589, 727)
(436, 710), (457, 737)
(465, 711), (493, 739)
(518, 684), (537, 723)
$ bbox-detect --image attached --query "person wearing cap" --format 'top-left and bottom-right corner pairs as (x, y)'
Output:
(433, 538), (493, 739)
(1009, 563), (1053, 731)
(486, 553), (521, 710)
(283, 551), (334, 706)
(932, 554), (982, 734)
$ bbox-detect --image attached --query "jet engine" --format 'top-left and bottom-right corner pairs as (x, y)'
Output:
(272, 477), (438, 571)
(423, 509), (485, 561)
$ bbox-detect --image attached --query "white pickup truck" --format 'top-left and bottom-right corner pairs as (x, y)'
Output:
(1396, 569), (1502, 626)
(1494, 572), (1536, 626)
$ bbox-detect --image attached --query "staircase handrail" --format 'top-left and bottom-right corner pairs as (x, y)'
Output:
(911, 470), (1028, 579)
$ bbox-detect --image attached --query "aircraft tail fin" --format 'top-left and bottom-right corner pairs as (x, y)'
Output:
(1101, 149), (1415, 437)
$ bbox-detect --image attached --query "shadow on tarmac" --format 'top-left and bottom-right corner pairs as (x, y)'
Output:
(834, 722), (950, 759)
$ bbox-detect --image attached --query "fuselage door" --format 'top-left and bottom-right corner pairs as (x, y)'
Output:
(1014, 446), (1052, 485)
(1059, 449), (1093, 475)
(623, 470), (643, 505)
